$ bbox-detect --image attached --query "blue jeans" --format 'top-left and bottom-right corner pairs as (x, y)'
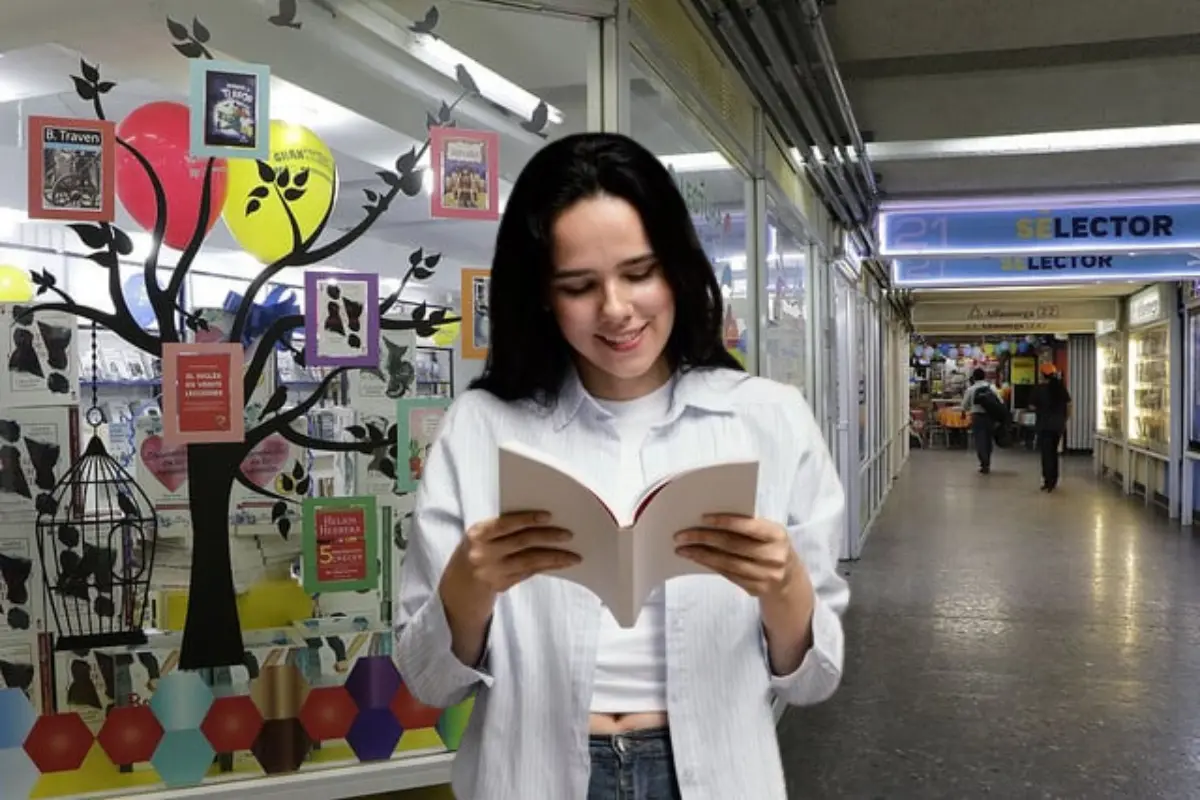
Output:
(587, 727), (682, 800)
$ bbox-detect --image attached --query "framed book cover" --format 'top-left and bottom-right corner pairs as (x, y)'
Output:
(301, 496), (379, 593)
(430, 127), (500, 221)
(25, 115), (116, 222)
(161, 343), (246, 445)
(395, 397), (451, 493)
(189, 59), (271, 160)
(461, 268), (491, 360)
(304, 270), (381, 367)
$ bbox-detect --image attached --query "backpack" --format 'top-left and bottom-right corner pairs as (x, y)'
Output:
(974, 386), (1012, 446)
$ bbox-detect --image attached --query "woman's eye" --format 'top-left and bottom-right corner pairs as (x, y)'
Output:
(557, 282), (592, 296)
(627, 269), (655, 282)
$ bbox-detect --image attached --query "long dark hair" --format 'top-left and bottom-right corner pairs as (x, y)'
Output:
(469, 132), (743, 403)
(1045, 374), (1069, 409)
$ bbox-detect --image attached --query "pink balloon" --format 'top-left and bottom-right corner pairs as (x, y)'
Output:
(115, 101), (228, 251)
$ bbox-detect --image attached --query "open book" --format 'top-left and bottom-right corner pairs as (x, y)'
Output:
(498, 441), (758, 627)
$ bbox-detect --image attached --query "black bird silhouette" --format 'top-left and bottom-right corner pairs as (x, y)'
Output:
(262, 385), (288, 418)
(268, 0), (302, 29)
(410, 5), (439, 36)
(521, 100), (550, 135)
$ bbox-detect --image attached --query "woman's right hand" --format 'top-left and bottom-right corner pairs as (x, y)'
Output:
(452, 511), (579, 595)
(439, 512), (578, 664)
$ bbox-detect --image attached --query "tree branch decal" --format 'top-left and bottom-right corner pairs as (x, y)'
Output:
(22, 23), (479, 669)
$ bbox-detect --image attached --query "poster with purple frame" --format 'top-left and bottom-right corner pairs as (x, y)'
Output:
(304, 271), (380, 368)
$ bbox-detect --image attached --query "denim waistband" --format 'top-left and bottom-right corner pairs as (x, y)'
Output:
(589, 726), (672, 755)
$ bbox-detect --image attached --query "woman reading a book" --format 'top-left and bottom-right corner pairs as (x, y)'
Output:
(396, 132), (849, 800)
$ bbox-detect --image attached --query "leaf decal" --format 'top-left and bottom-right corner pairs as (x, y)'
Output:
(80, 59), (100, 83)
(192, 17), (211, 43)
(424, 253), (442, 268)
(173, 41), (205, 59)
(71, 77), (96, 101)
(67, 223), (109, 250)
(293, 169), (310, 188)
(276, 167), (291, 188)
(246, 198), (261, 216)
(256, 160), (276, 183)
(283, 188), (304, 202)
(110, 227), (134, 256)
(249, 185), (270, 199)
(395, 147), (418, 174)
(409, 248), (424, 267)
(166, 17), (190, 40)
(399, 169), (424, 198)
(454, 64), (479, 94)
(412, 267), (433, 280)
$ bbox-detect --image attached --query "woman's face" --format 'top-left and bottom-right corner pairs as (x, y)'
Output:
(549, 194), (675, 400)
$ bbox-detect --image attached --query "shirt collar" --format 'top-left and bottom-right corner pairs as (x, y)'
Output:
(550, 365), (738, 431)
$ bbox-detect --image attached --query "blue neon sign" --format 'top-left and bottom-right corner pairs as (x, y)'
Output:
(892, 252), (1200, 287)
(879, 202), (1200, 256)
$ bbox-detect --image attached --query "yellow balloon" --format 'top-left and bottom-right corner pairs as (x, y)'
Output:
(0, 265), (33, 302)
(431, 321), (461, 347)
(222, 120), (338, 264)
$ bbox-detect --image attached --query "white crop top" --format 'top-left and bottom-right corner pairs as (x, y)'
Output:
(588, 379), (673, 713)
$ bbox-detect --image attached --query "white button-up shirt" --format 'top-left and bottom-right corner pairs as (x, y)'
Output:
(395, 367), (849, 799)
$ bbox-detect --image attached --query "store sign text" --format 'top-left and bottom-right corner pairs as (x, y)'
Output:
(879, 200), (1200, 256)
(892, 252), (1200, 287)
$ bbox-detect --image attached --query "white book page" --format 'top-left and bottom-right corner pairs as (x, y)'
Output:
(498, 442), (621, 609)
(631, 461), (758, 607)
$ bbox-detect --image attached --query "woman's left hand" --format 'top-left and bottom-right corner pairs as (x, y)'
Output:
(674, 514), (803, 599)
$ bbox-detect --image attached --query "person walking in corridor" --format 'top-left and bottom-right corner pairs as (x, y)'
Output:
(962, 368), (1001, 474)
(1030, 363), (1072, 492)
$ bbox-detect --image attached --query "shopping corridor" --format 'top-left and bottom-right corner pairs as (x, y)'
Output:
(779, 448), (1200, 798)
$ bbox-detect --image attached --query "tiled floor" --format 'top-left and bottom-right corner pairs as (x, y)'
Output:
(779, 448), (1200, 798)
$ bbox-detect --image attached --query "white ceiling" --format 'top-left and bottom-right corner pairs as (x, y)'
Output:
(826, 0), (1200, 198)
(0, 0), (750, 301)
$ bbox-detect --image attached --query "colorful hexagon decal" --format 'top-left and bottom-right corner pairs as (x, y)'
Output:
(249, 664), (310, 721)
(437, 699), (473, 751)
(346, 707), (403, 762)
(151, 728), (215, 788)
(0, 746), (40, 799)
(201, 695), (263, 753)
(149, 671), (214, 732)
(390, 681), (440, 730)
(299, 685), (358, 742)
(0, 687), (37, 749)
(23, 712), (94, 773)
(344, 655), (400, 711)
(251, 718), (311, 774)
(98, 705), (164, 765)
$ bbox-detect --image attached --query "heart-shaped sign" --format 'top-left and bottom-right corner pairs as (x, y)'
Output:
(240, 434), (290, 487)
(139, 435), (188, 493)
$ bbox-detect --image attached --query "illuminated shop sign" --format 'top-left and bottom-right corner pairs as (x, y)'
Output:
(892, 252), (1200, 287)
(878, 201), (1200, 256)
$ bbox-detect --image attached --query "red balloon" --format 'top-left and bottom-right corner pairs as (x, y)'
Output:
(115, 101), (228, 251)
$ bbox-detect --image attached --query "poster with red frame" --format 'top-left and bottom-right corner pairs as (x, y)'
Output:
(161, 343), (246, 445)
(26, 115), (116, 222)
(430, 126), (500, 221)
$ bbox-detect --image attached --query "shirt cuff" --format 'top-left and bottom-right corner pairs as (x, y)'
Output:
(395, 589), (495, 709)
(764, 596), (844, 706)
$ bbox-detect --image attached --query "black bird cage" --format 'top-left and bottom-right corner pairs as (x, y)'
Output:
(35, 433), (159, 651)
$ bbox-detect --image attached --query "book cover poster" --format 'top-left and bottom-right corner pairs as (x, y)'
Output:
(0, 407), (71, 530)
(301, 496), (379, 594)
(396, 398), (450, 493)
(0, 305), (80, 407)
(430, 127), (500, 221)
(189, 59), (271, 160)
(304, 271), (380, 368)
(461, 268), (490, 360)
(25, 115), (116, 222)
(162, 343), (246, 444)
(347, 328), (417, 410)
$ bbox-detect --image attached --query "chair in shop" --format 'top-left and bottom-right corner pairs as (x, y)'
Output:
(938, 408), (972, 449)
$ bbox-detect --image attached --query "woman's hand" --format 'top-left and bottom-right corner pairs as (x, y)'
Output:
(446, 511), (579, 599)
(440, 511), (579, 668)
(673, 514), (801, 599)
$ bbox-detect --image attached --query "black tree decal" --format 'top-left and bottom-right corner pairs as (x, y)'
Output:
(21, 19), (479, 669)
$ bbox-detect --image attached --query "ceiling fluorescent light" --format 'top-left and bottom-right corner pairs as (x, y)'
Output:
(349, 1), (563, 127)
(658, 151), (731, 173)
(867, 123), (1200, 162)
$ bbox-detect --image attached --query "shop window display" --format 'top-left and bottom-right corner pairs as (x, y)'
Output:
(630, 54), (751, 369)
(761, 205), (808, 395)
(1129, 325), (1169, 453)
(1096, 330), (1125, 439)
(0, 1), (595, 796)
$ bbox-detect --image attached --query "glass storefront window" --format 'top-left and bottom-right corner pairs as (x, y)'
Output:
(761, 200), (808, 395)
(630, 53), (751, 369)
